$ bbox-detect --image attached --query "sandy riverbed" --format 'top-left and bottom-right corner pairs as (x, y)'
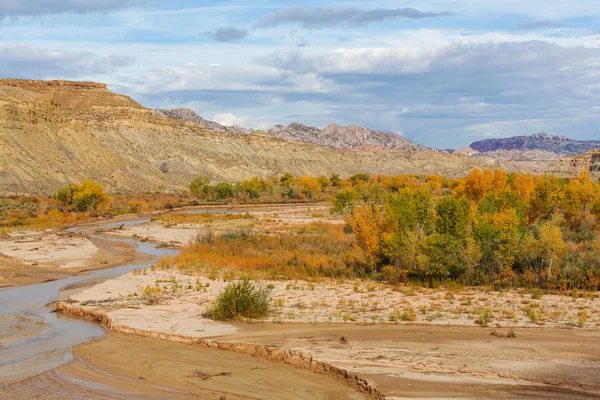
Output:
(3, 205), (599, 399)
(221, 323), (600, 399)
(0, 332), (368, 400)
(0, 230), (136, 287)
(101, 203), (342, 247)
(68, 269), (600, 329)
(0, 314), (52, 349)
(50, 268), (600, 399)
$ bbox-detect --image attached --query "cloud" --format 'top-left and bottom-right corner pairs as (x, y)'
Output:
(255, 41), (600, 147)
(130, 63), (333, 95)
(206, 27), (249, 42)
(123, 38), (600, 148)
(212, 113), (248, 126)
(0, 43), (134, 78)
(0, 0), (155, 18)
(258, 47), (439, 75)
(260, 41), (600, 82)
(514, 20), (563, 31)
(256, 7), (455, 29)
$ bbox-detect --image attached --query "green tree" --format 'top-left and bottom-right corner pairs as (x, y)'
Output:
(421, 233), (466, 283)
(280, 172), (294, 184)
(331, 189), (356, 215)
(238, 179), (261, 199)
(349, 173), (371, 186)
(329, 173), (342, 187)
(592, 195), (600, 227)
(530, 175), (561, 222)
(189, 177), (211, 199)
(435, 196), (469, 239)
(214, 182), (234, 200)
(538, 221), (567, 281)
(317, 175), (331, 190)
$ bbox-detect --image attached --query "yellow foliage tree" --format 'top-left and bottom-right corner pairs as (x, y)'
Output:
(298, 176), (321, 200)
(538, 221), (566, 280)
(563, 170), (598, 229)
(348, 204), (384, 269)
(464, 168), (494, 202)
(513, 173), (535, 202)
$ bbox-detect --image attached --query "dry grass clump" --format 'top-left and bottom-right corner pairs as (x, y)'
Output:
(157, 223), (359, 280)
(140, 285), (164, 305)
(154, 211), (254, 226)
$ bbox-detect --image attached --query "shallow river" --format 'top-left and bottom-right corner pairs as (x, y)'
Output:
(0, 217), (179, 383)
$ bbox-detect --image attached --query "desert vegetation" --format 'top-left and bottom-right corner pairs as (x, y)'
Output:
(157, 169), (600, 291)
(4, 169), (600, 292)
(211, 279), (273, 321)
(0, 173), (336, 232)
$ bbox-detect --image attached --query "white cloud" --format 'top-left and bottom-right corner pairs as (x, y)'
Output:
(212, 113), (248, 127)
(0, 43), (133, 79)
(130, 63), (334, 94)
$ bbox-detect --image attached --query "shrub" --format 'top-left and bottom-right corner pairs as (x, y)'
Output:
(331, 189), (356, 215)
(400, 309), (417, 322)
(140, 285), (163, 305)
(211, 279), (272, 321)
(54, 180), (111, 215)
(476, 308), (493, 326)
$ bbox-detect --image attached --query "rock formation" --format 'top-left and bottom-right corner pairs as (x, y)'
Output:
(0, 79), (588, 195)
(156, 108), (424, 150)
(470, 133), (600, 156)
(547, 148), (600, 179)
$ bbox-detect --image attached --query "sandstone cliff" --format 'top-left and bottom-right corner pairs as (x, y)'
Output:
(547, 148), (600, 179)
(0, 79), (573, 195)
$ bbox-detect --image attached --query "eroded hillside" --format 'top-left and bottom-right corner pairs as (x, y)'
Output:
(0, 79), (576, 195)
(547, 148), (600, 178)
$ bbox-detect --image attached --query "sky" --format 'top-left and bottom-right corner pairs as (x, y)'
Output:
(1, 1), (599, 148)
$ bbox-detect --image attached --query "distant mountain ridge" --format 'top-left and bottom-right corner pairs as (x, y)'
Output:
(266, 122), (426, 151)
(157, 108), (426, 151)
(1, 80), (518, 195)
(470, 133), (600, 156)
(156, 108), (251, 136)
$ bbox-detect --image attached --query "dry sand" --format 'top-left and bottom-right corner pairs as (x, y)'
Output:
(0, 231), (98, 268)
(0, 231), (136, 287)
(221, 323), (600, 399)
(69, 270), (600, 330)
(0, 314), (52, 348)
(102, 203), (342, 247)
(0, 333), (367, 400)
(55, 269), (600, 399)
(103, 222), (204, 247)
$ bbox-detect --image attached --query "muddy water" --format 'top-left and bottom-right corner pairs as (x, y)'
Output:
(0, 217), (178, 383)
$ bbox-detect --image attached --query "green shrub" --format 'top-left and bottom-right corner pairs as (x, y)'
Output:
(211, 279), (272, 321)
(476, 308), (493, 326)
(400, 309), (417, 322)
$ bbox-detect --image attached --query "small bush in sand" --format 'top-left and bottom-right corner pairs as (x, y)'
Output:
(141, 285), (163, 305)
(476, 308), (493, 326)
(211, 279), (272, 321)
(401, 309), (417, 322)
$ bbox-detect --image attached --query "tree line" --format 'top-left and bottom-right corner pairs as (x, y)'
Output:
(342, 169), (600, 289)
